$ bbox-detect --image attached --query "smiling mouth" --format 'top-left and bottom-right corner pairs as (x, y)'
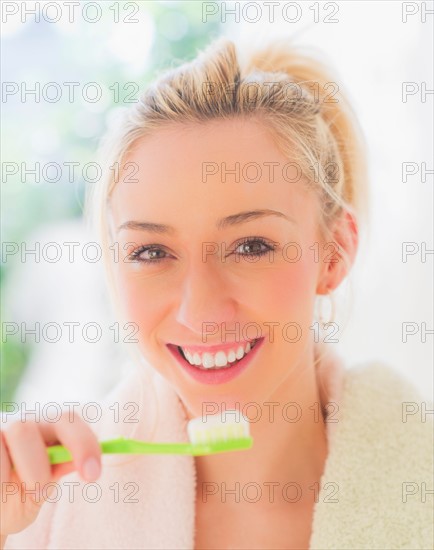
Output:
(175, 338), (261, 370)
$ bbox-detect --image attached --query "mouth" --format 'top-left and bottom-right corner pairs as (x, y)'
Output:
(166, 337), (264, 385)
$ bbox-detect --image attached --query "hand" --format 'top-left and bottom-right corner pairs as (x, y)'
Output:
(0, 411), (102, 538)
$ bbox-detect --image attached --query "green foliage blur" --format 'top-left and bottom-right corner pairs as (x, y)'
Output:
(1, 1), (222, 407)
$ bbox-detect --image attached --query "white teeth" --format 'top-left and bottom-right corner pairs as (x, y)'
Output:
(180, 339), (258, 369)
(235, 346), (244, 360)
(227, 349), (236, 363)
(214, 351), (228, 367)
(202, 353), (215, 369)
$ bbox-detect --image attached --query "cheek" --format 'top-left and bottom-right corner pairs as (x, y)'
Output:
(114, 271), (174, 378)
(255, 253), (319, 328)
(114, 269), (164, 341)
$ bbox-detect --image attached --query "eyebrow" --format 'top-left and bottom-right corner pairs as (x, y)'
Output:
(117, 209), (296, 234)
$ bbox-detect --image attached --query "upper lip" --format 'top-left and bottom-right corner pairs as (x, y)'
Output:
(168, 338), (262, 354)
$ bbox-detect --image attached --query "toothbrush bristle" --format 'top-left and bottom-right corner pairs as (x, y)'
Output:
(187, 411), (250, 445)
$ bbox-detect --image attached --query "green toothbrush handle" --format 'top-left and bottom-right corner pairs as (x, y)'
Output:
(47, 436), (253, 464)
(47, 438), (195, 464)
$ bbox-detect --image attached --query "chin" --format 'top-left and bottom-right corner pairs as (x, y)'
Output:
(174, 385), (265, 423)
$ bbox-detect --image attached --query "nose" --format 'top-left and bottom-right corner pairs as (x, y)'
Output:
(175, 260), (238, 337)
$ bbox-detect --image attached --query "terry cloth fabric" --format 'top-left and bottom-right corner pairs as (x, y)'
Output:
(3, 344), (433, 549)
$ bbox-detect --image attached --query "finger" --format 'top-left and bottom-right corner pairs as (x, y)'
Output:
(38, 413), (102, 482)
(2, 422), (51, 494)
(0, 431), (11, 484)
(2, 423), (78, 487)
(2, 422), (52, 506)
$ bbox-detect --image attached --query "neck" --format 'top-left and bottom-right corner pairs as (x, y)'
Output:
(192, 346), (329, 507)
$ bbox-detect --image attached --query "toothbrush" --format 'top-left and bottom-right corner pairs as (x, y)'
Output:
(47, 411), (253, 465)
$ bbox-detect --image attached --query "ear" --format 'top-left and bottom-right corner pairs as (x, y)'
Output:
(316, 210), (359, 295)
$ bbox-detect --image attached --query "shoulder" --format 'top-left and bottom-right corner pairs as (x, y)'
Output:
(342, 359), (429, 405)
(337, 360), (432, 481)
(339, 360), (432, 445)
(310, 360), (433, 549)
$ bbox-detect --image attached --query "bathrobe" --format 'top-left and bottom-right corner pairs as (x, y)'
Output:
(3, 345), (433, 549)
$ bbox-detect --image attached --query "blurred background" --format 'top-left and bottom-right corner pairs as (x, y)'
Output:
(1, 0), (433, 408)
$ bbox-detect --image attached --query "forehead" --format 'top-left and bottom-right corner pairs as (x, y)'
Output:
(109, 118), (318, 231)
(124, 117), (285, 174)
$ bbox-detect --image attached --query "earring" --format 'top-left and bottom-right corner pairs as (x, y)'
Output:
(318, 288), (336, 327)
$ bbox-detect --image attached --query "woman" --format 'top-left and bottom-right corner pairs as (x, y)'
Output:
(1, 37), (432, 549)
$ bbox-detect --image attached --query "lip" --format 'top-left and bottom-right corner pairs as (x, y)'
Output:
(166, 337), (264, 385)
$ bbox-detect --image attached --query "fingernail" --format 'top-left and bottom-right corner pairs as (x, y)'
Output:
(82, 457), (101, 481)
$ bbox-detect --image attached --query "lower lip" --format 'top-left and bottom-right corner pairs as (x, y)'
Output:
(166, 338), (264, 385)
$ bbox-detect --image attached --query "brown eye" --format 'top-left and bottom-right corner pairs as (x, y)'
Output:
(127, 246), (168, 263)
(233, 238), (275, 258)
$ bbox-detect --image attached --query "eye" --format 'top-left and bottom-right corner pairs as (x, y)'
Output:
(232, 237), (277, 258)
(126, 245), (169, 263)
(125, 238), (277, 264)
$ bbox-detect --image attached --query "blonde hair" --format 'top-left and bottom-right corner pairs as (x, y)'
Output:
(85, 36), (369, 361)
